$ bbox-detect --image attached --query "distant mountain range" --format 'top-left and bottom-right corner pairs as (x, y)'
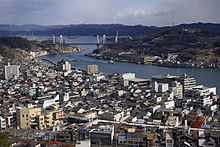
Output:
(0, 22), (220, 36)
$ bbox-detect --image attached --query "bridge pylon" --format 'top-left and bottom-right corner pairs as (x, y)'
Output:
(115, 30), (118, 43)
(53, 35), (56, 45)
(59, 35), (64, 53)
(103, 34), (106, 44)
(97, 34), (100, 49)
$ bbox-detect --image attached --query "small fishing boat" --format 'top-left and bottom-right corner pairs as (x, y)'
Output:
(72, 58), (78, 62)
(108, 60), (115, 64)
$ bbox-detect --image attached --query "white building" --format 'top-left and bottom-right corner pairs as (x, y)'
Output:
(158, 83), (169, 93)
(165, 116), (181, 126)
(195, 86), (216, 96)
(186, 85), (216, 98)
(122, 73), (135, 80)
(59, 92), (70, 103)
(57, 59), (71, 72)
(38, 98), (58, 109)
(0, 116), (6, 130)
(29, 51), (36, 59)
(164, 100), (175, 109)
(198, 95), (213, 107)
(170, 81), (183, 99)
(4, 63), (20, 79)
(152, 81), (169, 93)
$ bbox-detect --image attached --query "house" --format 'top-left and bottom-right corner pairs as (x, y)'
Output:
(190, 116), (206, 128)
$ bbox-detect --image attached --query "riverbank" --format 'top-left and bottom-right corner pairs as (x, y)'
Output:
(60, 45), (83, 53)
(33, 46), (83, 58)
(85, 53), (220, 69)
(85, 52), (220, 69)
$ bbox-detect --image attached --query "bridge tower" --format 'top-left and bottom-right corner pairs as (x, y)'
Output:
(103, 34), (106, 44)
(53, 35), (56, 45)
(97, 34), (100, 49)
(115, 30), (118, 43)
(59, 35), (63, 53)
(53, 35), (56, 53)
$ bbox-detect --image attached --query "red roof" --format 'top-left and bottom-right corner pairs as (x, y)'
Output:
(46, 141), (63, 146)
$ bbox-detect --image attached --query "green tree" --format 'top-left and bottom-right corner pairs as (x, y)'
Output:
(0, 132), (10, 147)
(151, 112), (162, 120)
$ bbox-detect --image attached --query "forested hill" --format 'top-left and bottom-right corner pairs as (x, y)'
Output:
(0, 37), (37, 63)
(101, 28), (220, 62)
(1, 22), (220, 36)
(0, 36), (31, 49)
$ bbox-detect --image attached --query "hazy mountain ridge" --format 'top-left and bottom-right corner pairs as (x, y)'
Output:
(1, 22), (220, 36)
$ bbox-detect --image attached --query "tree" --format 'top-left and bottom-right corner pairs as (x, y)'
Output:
(151, 112), (162, 120)
(0, 132), (11, 147)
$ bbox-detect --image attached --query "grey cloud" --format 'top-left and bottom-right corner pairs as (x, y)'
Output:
(0, 0), (219, 26)
(115, 0), (220, 26)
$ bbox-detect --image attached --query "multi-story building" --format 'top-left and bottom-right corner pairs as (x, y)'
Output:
(198, 95), (213, 107)
(152, 73), (196, 95)
(129, 78), (151, 89)
(152, 81), (169, 93)
(67, 111), (97, 123)
(16, 105), (41, 129)
(185, 85), (216, 98)
(57, 59), (71, 71)
(16, 104), (65, 129)
(178, 73), (196, 93)
(1, 114), (14, 129)
(0, 116), (6, 130)
(90, 125), (114, 145)
(165, 133), (174, 147)
(170, 81), (183, 99)
(86, 65), (98, 74)
(152, 74), (179, 86)
(4, 63), (20, 79)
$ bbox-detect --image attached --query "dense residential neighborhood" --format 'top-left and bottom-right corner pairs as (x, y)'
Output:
(1, 0), (220, 146)
(0, 53), (220, 147)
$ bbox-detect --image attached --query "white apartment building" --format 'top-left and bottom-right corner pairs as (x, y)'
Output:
(4, 63), (20, 79)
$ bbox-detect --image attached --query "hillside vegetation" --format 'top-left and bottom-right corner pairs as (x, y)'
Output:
(0, 36), (38, 63)
(103, 28), (220, 62)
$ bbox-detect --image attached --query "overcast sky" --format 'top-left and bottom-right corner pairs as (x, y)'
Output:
(0, 0), (219, 26)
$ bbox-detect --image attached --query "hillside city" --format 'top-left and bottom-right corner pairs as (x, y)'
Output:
(0, 50), (220, 147)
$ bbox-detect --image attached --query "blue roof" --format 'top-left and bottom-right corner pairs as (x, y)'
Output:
(203, 125), (212, 128)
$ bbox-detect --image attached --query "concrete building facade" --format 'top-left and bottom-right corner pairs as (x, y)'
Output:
(4, 63), (20, 79)
(86, 65), (98, 74)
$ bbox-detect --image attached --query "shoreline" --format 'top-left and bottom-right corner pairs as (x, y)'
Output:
(34, 47), (83, 58)
(85, 53), (220, 70)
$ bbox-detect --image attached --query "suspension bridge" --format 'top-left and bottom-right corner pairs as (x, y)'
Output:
(43, 32), (137, 48)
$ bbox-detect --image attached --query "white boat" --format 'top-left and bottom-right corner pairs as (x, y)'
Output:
(108, 60), (115, 64)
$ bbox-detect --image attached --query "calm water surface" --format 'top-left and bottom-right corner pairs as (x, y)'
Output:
(41, 36), (220, 95)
